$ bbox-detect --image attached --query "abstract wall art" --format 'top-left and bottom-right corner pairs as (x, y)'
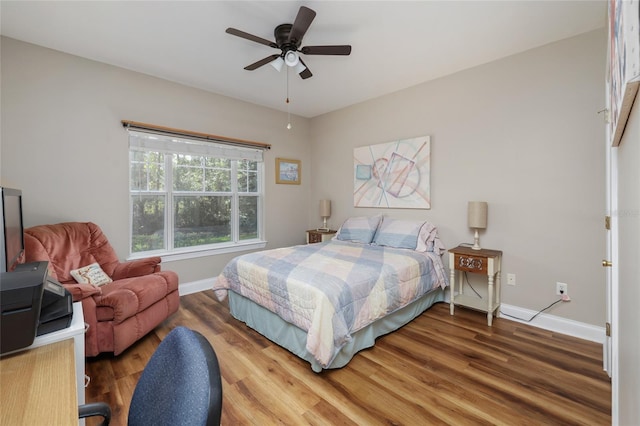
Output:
(353, 135), (431, 209)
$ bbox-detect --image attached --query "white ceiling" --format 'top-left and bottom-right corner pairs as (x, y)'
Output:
(1, 1), (606, 118)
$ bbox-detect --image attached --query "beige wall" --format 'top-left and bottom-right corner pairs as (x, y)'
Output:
(1, 29), (607, 328)
(0, 37), (311, 284)
(309, 29), (607, 326)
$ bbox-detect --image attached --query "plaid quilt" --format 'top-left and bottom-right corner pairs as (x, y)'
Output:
(213, 240), (448, 367)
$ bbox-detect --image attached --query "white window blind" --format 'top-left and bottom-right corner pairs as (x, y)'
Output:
(128, 131), (264, 162)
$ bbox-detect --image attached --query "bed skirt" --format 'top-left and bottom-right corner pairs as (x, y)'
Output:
(228, 287), (445, 372)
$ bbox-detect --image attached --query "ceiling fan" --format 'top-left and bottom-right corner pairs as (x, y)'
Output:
(225, 6), (352, 80)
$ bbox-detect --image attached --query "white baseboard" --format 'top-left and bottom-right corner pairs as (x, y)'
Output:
(444, 293), (604, 344)
(498, 303), (605, 344)
(178, 278), (214, 296)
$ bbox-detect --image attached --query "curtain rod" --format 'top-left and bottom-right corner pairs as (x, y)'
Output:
(121, 120), (271, 150)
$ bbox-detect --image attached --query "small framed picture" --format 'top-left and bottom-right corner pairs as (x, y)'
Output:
(276, 158), (301, 185)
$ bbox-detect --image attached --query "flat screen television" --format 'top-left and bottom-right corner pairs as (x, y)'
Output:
(0, 187), (25, 273)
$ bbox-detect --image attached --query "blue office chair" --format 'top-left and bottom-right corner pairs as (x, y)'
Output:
(79, 326), (223, 426)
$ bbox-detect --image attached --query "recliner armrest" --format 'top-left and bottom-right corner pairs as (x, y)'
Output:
(63, 283), (101, 302)
(112, 257), (161, 280)
(93, 272), (177, 323)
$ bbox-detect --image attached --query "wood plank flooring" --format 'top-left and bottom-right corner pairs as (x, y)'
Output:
(85, 291), (611, 425)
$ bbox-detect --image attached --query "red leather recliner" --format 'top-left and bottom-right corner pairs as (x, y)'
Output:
(24, 222), (180, 357)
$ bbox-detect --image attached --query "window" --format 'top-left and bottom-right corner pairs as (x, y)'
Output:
(128, 130), (265, 258)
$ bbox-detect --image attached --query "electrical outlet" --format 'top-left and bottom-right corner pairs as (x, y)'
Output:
(556, 282), (568, 296)
(507, 273), (516, 286)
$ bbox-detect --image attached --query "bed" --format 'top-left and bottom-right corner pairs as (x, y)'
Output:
(213, 216), (448, 372)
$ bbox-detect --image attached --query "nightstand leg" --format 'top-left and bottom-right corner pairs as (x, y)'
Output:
(449, 263), (455, 315)
(495, 259), (502, 318)
(487, 274), (494, 326)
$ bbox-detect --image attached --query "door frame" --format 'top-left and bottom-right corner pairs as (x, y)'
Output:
(605, 105), (620, 424)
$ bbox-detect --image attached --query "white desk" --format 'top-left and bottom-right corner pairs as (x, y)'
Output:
(0, 339), (77, 424)
(30, 301), (86, 405)
(1, 302), (85, 405)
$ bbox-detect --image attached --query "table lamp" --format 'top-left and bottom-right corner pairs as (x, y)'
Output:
(468, 201), (488, 250)
(319, 200), (331, 231)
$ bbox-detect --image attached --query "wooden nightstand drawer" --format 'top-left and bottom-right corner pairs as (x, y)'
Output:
(306, 229), (336, 244)
(454, 254), (488, 274)
(308, 232), (323, 243)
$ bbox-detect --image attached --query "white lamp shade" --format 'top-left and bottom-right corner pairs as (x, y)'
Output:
(284, 50), (300, 67)
(320, 200), (331, 217)
(269, 57), (284, 72)
(467, 201), (488, 229)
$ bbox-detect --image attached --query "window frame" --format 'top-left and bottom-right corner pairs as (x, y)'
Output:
(127, 131), (266, 261)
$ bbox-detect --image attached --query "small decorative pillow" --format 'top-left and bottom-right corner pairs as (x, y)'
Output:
(373, 218), (425, 250)
(415, 222), (446, 254)
(70, 263), (113, 287)
(335, 215), (382, 244)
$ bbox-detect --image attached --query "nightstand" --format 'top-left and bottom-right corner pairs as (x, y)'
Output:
(306, 229), (336, 243)
(448, 245), (502, 326)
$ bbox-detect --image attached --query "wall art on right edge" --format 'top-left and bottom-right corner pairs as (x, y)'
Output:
(353, 135), (430, 209)
(608, 0), (640, 146)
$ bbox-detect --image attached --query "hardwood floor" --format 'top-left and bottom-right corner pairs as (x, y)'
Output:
(85, 291), (611, 425)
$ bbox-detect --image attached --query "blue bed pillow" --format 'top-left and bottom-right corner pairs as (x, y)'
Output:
(372, 217), (425, 250)
(335, 215), (382, 244)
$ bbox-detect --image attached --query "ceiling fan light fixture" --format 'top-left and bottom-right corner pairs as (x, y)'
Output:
(284, 50), (299, 67)
(227, 6), (352, 80)
(270, 56), (284, 72)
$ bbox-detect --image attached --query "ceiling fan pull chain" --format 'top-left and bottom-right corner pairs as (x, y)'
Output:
(286, 67), (292, 130)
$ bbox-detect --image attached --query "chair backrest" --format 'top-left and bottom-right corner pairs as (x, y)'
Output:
(24, 222), (120, 282)
(128, 327), (223, 426)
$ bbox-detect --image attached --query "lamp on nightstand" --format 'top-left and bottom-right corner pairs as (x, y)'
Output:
(318, 200), (331, 231)
(468, 201), (488, 250)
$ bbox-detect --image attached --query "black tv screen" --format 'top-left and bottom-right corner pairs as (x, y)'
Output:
(1, 187), (25, 273)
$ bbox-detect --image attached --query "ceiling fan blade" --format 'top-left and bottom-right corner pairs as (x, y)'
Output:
(244, 54), (280, 71)
(298, 58), (313, 80)
(226, 28), (277, 48)
(287, 6), (316, 46)
(300, 45), (352, 55)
